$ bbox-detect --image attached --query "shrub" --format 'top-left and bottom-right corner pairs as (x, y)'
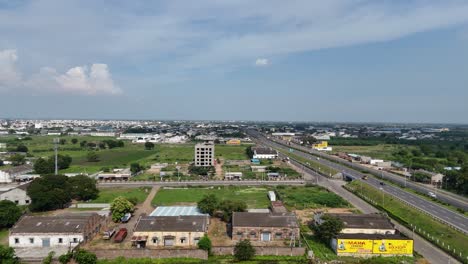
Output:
(197, 235), (212, 254)
(234, 239), (255, 261)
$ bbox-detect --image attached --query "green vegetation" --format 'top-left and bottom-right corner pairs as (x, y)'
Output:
(98, 256), (309, 264)
(152, 186), (270, 208)
(275, 185), (350, 210)
(346, 180), (467, 261)
(332, 144), (410, 160)
(90, 187), (150, 204)
(0, 201), (23, 228)
(311, 215), (344, 242)
(234, 240), (255, 261)
(222, 164), (301, 180)
(277, 148), (339, 176)
(215, 145), (250, 160)
(197, 235), (212, 255)
(0, 229), (8, 245)
(110, 197), (134, 222)
(198, 194), (247, 221)
(0, 245), (20, 264)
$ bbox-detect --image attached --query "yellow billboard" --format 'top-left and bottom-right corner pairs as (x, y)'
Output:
(372, 239), (413, 255)
(336, 239), (373, 254)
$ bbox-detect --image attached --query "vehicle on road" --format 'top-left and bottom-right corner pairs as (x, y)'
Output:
(428, 192), (437, 198)
(362, 175), (368, 180)
(102, 228), (116, 240)
(114, 228), (128, 243)
(379, 181), (385, 185)
(121, 212), (132, 223)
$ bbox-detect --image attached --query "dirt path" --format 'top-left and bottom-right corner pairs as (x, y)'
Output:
(215, 158), (224, 180)
(140, 186), (159, 214)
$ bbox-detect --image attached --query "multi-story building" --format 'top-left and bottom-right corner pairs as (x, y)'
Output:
(194, 142), (215, 167)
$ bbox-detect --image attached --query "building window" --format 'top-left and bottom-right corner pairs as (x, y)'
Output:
(249, 231), (256, 238)
(73, 238), (78, 243)
(180, 237), (186, 244)
(29, 238), (34, 244)
(275, 232), (282, 239)
(152, 237), (159, 244)
(58, 238), (63, 243)
(14, 238), (19, 244)
(194, 237), (200, 244)
(25, 200), (30, 204)
(14, 200), (19, 204)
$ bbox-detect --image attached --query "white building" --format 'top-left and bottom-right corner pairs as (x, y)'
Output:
(0, 183), (31, 205)
(225, 172), (243, 180)
(268, 191), (276, 202)
(252, 147), (278, 159)
(9, 213), (106, 250)
(0, 165), (34, 183)
(194, 142), (215, 167)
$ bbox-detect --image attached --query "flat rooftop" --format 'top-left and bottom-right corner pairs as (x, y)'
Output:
(149, 206), (208, 217)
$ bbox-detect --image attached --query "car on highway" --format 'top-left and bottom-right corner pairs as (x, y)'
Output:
(362, 175), (368, 180)
(428, 192), (437, 198)
(379, 181), (385, 186)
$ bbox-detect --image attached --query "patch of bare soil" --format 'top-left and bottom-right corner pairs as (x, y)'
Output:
(294, 208), (354, 225)
(208, 218), (234, 246)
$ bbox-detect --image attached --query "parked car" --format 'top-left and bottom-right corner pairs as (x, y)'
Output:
(121, 212), (132, 223)
(362, 175), (368, 180)
(114, 228), (128, 243)
(428, 192), (437, 198)
(102, 228), (116, 240)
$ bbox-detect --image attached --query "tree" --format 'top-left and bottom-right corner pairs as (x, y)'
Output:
(87, 151), (99, 162)
(110, 196), (134, 222)
(73, 250), (97, 264)
(197, 235), (212, 254)
(312, 215), (344, 243)
(59, 139), (66, 145)
(234, 239), (255, 261)
(58, 252), (72, 264)
(9, 154), (25, 166)
(117, 140), (124, 148)
(80, 141), (87, 147)
(16, 145), (28, 153)
(98, 142), (106, 149)
(130, 163), (143, 174)
(71, 138), (78, 145)
(42, 251), (55, 264)
(144, 141), (155, 150)
(219, 200), (247, 221)
(198, 194), (219, 215)
(68, 175), (99, 201)
(27, 174), (72, 212)
(0, 245), (19, 264)
(34, 155), (72, 174)
(0, 200), (22, 228)
(0, 160), (3, 166)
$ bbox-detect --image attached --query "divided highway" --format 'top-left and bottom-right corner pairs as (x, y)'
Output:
(247, 130), (468, 235)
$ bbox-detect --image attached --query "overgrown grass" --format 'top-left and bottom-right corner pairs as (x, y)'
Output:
(152, 186), (271, 208)
(89, 187), (151, 204)
(0, 228), (8, 245)
(275, 185), (350, 210)
(215, 145), (250, 160)
(346, 180), (468, 261)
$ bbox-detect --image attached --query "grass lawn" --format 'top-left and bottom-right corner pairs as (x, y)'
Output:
(152, 186), (271, 208)
(275, 185), (350, 210)
(346, 180), (467, 261)
(90, 187), (151, 204)
(331, 144), (407, 160)
(215, 145), (250, 160)
(0, 228), (8, 245)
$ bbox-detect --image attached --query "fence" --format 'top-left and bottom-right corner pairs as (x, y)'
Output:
(88, 249), (208, 260)
(70, 203), (110, 208)
(212, 246), (305, 256)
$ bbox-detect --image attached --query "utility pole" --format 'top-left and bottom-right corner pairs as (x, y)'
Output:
(53, 138), (59, 175)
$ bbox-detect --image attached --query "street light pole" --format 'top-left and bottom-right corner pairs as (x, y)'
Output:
(53, 138), (59, 175)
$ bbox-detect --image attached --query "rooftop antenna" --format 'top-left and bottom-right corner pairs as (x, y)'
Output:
(53, 138), (60, 175)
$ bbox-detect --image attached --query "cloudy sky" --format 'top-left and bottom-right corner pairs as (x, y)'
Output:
(1, 0), (468, 123)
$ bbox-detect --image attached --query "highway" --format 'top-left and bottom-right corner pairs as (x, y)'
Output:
(247, 130), (468, 235)
(271, 134), (468, 212)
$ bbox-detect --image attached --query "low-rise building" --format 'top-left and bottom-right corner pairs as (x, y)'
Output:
(10, 213), (105, 249)
(132, 215), (208, 248)
(225, 172), (243, 180)
(0, 165), (33, 183)
(312, 141), (332, 151)
(97, 168), (131, 181)
(0, 183), (31, 205)
(226, 139), (241, 145)
(232, 212), (299, 242)
(251, 166), (267, 172)
(314, 213), (396, 235)
(252, 147), (278, 159)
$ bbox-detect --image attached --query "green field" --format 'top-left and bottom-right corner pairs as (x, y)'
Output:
(90, 187), (151, 204)
(331, 144), (406, 160)
(277, 148), (339, 176)
(152, 186), (271, 208)
(346, 181), (467, 261)
(275, 185), (350, 210)
(0, 136), (251, 174)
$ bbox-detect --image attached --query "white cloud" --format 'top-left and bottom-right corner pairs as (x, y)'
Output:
(0, 49), (21, 88)
(0, 49), (121, 95)
(255, 58), (269, 66)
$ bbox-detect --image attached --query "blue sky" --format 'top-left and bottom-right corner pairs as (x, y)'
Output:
(0, 0), (468, 123)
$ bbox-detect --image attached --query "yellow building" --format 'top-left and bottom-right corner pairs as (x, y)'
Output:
(132, 215), (208, 248)
(226, 139), (241, 145)
(312, 141), (332, 151)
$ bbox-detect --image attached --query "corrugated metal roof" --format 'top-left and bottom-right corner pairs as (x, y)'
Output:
(149, 206), (208, 217)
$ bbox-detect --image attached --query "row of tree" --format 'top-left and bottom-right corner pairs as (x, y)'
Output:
(197, 194), (247, 221)
(34, 154), (72, 174)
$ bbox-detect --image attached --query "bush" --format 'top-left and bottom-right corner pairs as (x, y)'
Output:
(0, 200), (22, 228)
(197, 235), (212, 254)
(42, 251), (55, 264)
(234, 239), (255, 261)
(58, 252), (73, 264)
(0, 245), (19, 263)
(110, 196), (134, 222)
(74, 250), (97, 264)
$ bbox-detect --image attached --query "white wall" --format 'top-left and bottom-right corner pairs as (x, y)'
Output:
(9, 234), (83, 248)
(0, 171), (13, 183)
(0, 188), (30, 205)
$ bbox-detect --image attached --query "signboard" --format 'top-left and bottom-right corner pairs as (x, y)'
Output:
(336, 239), (373, 254)
(372, 239), (413, 255)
